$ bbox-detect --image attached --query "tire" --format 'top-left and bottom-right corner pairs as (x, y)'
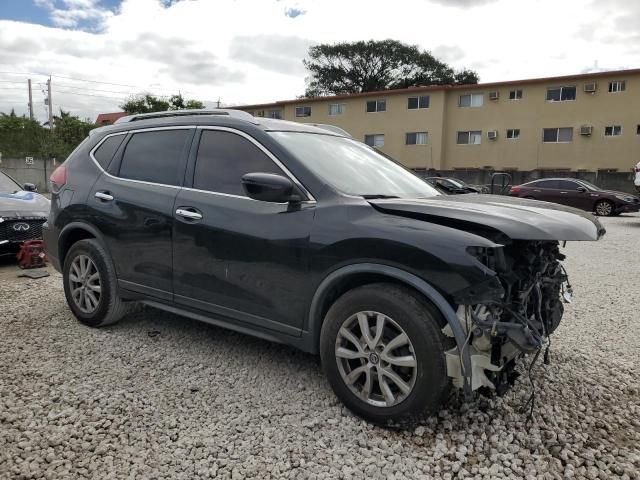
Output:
(594, 200), (614, 216)
(320, 283), (451, 425)
(62, 239), (130, 327)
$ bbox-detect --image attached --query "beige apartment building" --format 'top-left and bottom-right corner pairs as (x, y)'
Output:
(237, 68), (640, 173)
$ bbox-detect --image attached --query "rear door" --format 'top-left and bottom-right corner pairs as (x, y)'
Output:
(88, 127), (194, 300)
(172, 127), (315, 334)
(522, 180), (558, 200)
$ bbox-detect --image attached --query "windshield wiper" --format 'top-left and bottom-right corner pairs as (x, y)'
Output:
(361, 194), (400, 199)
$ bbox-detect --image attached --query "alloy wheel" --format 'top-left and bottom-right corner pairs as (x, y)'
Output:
(335, 311), (417, 407)
(69, 254), (102, 314)
(595, 201), (613, 216)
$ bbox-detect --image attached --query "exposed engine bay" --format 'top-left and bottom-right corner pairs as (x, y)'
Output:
(445, 240), (572, 396)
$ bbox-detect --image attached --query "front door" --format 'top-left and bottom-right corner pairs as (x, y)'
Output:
(172, 128), (315, 334)
(554, 179), (592, 210)
(89, 128), (193, 299)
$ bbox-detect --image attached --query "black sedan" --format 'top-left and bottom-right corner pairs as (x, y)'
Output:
(425, 177), (487, 195)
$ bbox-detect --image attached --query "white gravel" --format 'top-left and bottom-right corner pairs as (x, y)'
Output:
(1, 214), (639, 480)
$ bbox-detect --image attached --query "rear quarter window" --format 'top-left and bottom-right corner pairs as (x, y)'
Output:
(118, 129), (191, 186)
(93, 135), (125, 169)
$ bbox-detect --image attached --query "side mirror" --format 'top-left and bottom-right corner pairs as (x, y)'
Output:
(577, 186), (586, 193)
(241, 173), (296, 203)
(23, 183), (37, 192)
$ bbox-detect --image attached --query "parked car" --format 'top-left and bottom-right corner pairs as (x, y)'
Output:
(44, 110), (605, 424)
(425, 176), (486, 194)
(634, 161), (640, 193)
(0, 171), (50, 256)
(509, 178), (640, 216)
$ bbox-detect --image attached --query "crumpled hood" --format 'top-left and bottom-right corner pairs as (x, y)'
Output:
(369, 194), (605, 242)
(0, 191), (50, 218)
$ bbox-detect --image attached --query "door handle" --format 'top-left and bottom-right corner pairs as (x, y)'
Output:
(95, 191), (114, 201)
(176, 208), (203, 220)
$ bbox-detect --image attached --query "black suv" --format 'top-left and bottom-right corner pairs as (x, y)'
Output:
(44, 110), (604, 424)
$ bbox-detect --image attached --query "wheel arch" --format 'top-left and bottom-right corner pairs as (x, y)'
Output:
(58, 222), (108, 267)
(306, 263), (472, 395)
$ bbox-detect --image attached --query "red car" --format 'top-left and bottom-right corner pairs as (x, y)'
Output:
(509, 178), (640, 216)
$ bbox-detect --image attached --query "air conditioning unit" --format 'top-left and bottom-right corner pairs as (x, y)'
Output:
(487, 130), (498, 140)
(583, 83), (597, 93)
(489, 91), (499, 100)
(580, 125), (593, 136)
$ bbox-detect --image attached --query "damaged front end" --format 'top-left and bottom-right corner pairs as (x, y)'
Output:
(445, 240), (573, 397)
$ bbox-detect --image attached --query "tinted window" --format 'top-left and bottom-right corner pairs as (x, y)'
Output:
(94, 135), (125, 169)
(194, 130), (285, 196)
(556, 180), (579, 190)
(531, 180), (559, 189)
(119, 130), (190, 185)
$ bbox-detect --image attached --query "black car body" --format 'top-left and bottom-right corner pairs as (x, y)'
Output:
(0, 172), (50, 255)
(509, 177), (640, 216)
(425, 176), (486, 194)
(44, 110), (605, 423)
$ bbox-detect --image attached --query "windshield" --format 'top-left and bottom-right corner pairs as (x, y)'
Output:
(0, 172), (21, 194)
(270, 132), (440, 198)
(447, 178), (466, 188)
(577, 180), (600, 191)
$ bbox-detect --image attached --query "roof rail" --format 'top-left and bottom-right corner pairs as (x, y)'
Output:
(302, 123), (352, 138)
(113, 109), (257, 124)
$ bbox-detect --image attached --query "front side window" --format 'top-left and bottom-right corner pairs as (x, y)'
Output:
(406, 132), (428, 145)
(604, 125), (622, 136)
(459, 93), (483, 107)
(193, 130), (285, 196)
(407, 95), (429, 109)
(270, 132), (440, 198)
(94, 134), (125, 169)
(366, 100), (386, 113)
(118, 129), (190, 185)
(364, 134), (384, 147)
(543, 127), (573, 143)
(506, 128), (520, 139)
(457, 130), (482, 145)
(546, 86), (576, 101)
(295, 106), (311, 117)
(509, 89), (523, 100)
(328, 103), (345, 116)
(608, 81), (626, 93)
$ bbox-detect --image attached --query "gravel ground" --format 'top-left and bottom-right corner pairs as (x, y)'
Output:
(1, 214), (639, 480)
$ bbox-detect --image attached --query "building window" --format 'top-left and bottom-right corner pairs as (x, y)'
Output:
(406, 132), (428, 145)
(366, 100), (386, 113)
(457, 131), (482, 145)
(328, 103), (345, 116)
(608, 81), (626, 93)
(543, 127), (573, 143)
(637, 125), (640, 135)
(295, 106), (311, 117)
(509, 89), (523, 100)
(268, 110), (282, 119)
(364, 134), (384, 147)
(458, 94), (483, 107)
(255, 110), (265, 117)
(506, 128), (520, 139)
(604, 125), (622, 136)
(407, 95), (429, 109)
(546, 86), (576, 102)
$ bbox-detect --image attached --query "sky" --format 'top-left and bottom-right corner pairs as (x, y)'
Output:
(0, 0), (638, 123)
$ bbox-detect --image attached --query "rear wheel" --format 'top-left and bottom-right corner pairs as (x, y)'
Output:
(63, 239), (130, 327)
(594, 200), (614, 216)
(320, 283), (450, 424)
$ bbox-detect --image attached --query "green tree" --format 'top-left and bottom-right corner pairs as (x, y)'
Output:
(303, 39), (479, 97)
(120, 93), (204, 114)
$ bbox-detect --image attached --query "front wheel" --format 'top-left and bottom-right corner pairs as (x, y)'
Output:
(594, 200), (614, 216)
(63, 239), (130, 327)
(320, 283), (450, 425)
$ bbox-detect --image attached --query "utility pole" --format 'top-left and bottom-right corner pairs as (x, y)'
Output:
(27, 79), (34, 121)
(47, 77), (53, 130)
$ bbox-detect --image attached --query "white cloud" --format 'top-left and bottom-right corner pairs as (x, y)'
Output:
(0, 0), (638, 122)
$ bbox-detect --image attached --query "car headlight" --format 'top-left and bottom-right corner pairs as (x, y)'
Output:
(615, 195), (635, 202)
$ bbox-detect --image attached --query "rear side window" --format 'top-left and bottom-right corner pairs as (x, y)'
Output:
(531, 180), (559, 189)
(119, 130), (190, 186)
(93, 135), (125, 169)
(193, 130), (285, 196)
(556, 180), (579, 190)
